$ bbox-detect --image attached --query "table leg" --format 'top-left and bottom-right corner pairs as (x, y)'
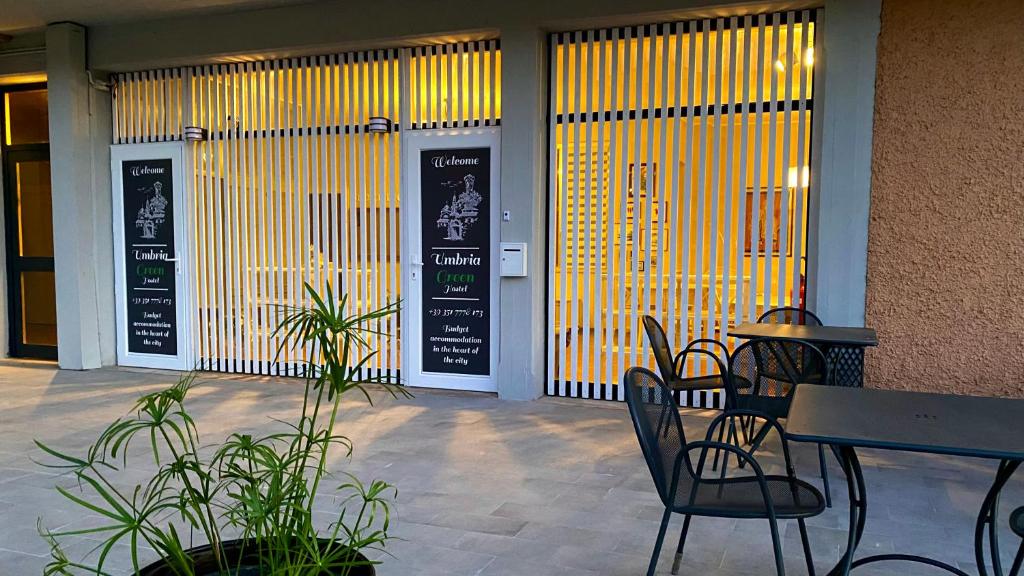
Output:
(829, 445), (867, 576)
(830, 446), (972, 576)
(976, 460), (1021, 576)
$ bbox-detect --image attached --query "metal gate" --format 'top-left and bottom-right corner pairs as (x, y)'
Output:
(112, 41), (501, 378)
(547, 11), (818, 404)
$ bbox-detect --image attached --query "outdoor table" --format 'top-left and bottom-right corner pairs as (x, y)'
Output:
(786, 385), (1024, 576)
(729, 323), (878, 387)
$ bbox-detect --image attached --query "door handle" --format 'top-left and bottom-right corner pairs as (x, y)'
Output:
(166, 252), (181, 274)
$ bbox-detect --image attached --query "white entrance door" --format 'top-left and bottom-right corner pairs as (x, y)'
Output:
(403, 129), (500, 392)
(111, 143), (191, 370)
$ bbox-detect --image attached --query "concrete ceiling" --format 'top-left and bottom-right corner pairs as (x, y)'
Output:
(0, 0), (317, 35)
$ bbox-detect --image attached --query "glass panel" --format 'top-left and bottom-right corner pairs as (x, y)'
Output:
(15, 159), (54, 257)
(4, 89), (49, 145)
(21, 271), (57, 346)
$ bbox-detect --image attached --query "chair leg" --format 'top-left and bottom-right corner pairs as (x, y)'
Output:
(719, 420), (740, 481)
(744, 415), (755, 444)
(712, 420), (727, 472)
(769, 517), (787, 576)
(818, 444), (832, 508)
(1010, 539), (1024, 576)
(797, 518), (815, 576)
(648, 507), (672, 576)
(740, 422), (771, 470)
(671, 515), (692, 575)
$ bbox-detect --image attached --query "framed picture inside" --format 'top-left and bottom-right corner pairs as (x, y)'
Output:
(744, 187), (794, 256)
(626, 162), (659, 270)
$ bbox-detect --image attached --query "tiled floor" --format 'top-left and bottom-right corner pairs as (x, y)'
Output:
(0, 361), (1021, 575)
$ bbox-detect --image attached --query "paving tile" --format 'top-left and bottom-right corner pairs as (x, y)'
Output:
(427, 510), (527, 537)
(549, 544), (649, 573)
(382, 538), (495, 574)
(479, 556), (598, 576)
(0, 549), (50, 574)
(453, 531), (551, 558)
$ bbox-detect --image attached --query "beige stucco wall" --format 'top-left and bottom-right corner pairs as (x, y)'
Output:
(865, 0), (1024, 397)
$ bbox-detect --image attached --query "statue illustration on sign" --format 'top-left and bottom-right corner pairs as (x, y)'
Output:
(436, 173), (482, 241)
(135, 181), (168, 240)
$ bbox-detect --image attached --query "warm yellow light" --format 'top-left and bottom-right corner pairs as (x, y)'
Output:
(3, 94), (10, 146)
(804, 47), (815, 68)
(774, 58), (786, 73)
(0, 72), (47, 86)
(788, 166), (810, 188)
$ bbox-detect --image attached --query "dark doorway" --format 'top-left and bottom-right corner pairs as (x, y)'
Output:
(2, 84), (57, 360)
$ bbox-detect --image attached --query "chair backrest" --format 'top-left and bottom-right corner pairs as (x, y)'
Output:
(757, 306), (823, 326)
(642, 315), (677, 383)
(677, 338), (729, 384)
(623, 366), (693, 505)
(728, 337), (829, 418)
(681, 338), (729, 370)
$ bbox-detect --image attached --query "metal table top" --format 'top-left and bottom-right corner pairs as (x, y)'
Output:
(730, 323), (879, 347)
(785, 386), (1024, 461)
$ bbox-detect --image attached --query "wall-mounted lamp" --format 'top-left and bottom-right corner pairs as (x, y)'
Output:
(184, 126), (209, 142)
(367, 116), (393, 134)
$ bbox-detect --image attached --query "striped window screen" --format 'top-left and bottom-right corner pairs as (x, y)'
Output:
(113, 68), (189, 143)
(407, 40), (501, 129)
(547, 10), (818, 404)
(112, 42), (500, 378)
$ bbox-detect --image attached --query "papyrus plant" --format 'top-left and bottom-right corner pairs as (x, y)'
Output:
(37, 282), (406, 575)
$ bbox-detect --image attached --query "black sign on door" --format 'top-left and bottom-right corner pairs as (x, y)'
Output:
(420, 147), (490, 375)
(121, 159), (177, 355)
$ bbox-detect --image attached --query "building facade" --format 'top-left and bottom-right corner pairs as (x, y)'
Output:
(0, 0), (884, 400)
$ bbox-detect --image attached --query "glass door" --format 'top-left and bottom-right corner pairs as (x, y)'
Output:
(3, 150), (56, 358)
(2, 85), (56, 359)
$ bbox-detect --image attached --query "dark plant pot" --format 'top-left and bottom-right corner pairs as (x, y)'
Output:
(138, 538), (376, 576)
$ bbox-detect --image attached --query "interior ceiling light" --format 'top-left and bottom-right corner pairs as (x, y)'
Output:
(776, 47), (815, 73)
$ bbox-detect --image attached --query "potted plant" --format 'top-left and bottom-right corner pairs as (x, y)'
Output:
(37, 282), (406, 575)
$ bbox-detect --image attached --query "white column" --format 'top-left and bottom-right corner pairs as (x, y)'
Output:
(46, 22), (116, 369)
(496, 26), (546, 400)
(808, 0), (882, 327)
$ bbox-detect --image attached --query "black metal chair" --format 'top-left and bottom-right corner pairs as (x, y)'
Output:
(624, 366), (823, 576)
(643, 315), (730, 398)
(642, 316), (752, 472)
(1011, 506), (1024, 576)
(757, 306), (823, 326)
(729, 337), (836, 506)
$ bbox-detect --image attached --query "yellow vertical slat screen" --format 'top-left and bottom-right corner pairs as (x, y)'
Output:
(407, 41), (502, 129)
(112, 42), (500, 378)
(547, 11), (817, 403)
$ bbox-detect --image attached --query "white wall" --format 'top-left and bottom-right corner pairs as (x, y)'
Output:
(86, 0), (788, 71)
(47, 23), (117, 369)
(807, 0), (881, 327)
